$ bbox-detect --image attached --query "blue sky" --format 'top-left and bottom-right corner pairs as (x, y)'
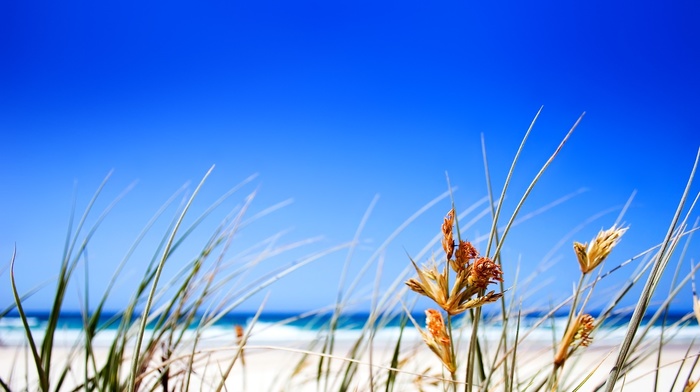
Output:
(2, 1), (700, 313)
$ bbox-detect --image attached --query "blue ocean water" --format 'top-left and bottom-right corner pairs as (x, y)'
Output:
(0, 309), (697, 347)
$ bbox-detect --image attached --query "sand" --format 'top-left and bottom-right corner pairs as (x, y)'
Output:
(1, 339), (697, 391)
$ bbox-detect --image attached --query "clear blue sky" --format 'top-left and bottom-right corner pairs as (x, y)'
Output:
(2, 1), (700, 313)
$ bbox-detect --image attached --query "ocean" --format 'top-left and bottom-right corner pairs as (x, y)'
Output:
(1, 310), (698, 348)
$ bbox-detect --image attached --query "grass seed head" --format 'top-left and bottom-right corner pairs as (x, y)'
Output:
(407, 256), (503, 315)
(573, 242), (589, 272)
(441, 209), (455, 260)
(452, 240), (478, 272)
(573, 314), (595, 347)
(554, 313), (595, 367)
(406, 212), (504, 316)
(575, 225), (628, 274)
(406, 260), (449, 307)
(468, 256), (503, 289)
(421, 309), (456, 373)
(425, 309), (450, 345)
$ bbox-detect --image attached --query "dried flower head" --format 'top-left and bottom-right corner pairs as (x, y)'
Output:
(441, 209), (455, 260)
(574, 225), (628, 274)
(554, 313), (595, 368)
(573, 314), (595, 347)
(452, 240), (478, 272)
(406, 212), (504, 316)
(425, 309), (450, 345)
(420, 309), (455, 373)
(468, 257), (504, 289)
(407, 257), (503, 315)
(406, 260), (449, 307)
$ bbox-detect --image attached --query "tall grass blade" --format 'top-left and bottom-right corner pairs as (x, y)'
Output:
(385, 313), (408, 392)
(466, 111), (584, 392)
(603, 147), (700, 391)
(127, 165), (215, 392)
(42, 174), (132, 384)
(9, 246), (48, 391)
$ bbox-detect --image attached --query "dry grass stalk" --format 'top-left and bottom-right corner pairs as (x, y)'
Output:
(405, 209), (505, 381)
(686, 380), (698, 392)
(693, 270), (700, 325)
(413, 368), (442, 391)
(574, 225), (628, 274)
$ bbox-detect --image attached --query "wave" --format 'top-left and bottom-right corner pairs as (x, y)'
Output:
(2, 315), (698, 348)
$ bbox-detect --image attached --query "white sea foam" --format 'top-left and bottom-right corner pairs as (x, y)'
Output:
(0, 317), (39, 328)
(1, 316), (699, 348)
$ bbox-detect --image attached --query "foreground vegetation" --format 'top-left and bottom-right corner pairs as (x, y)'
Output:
(3, 111), (700, 391)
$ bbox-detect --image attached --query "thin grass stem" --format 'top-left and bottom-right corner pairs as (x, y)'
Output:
(127, 165), (215, 392)
(604, 147), (700, 391)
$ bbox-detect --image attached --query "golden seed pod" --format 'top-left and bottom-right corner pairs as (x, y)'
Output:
(575, 225), (628, 274)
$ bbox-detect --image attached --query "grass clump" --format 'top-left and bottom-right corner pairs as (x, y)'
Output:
(405, 209), (504, 384)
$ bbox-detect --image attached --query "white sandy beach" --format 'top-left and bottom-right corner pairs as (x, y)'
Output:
(1, 338), (698, 391)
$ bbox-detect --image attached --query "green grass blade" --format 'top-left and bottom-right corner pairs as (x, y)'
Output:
(42, 176), (135, 384)
(127, 165), (215, 392)
(385, 313), (409, 392)
(467, 111), (584, 392)
(9, 246), (48, 391)
(0, 378), (10, 392)
(490, 112), (583, 263)
(483, 105), (541, 258)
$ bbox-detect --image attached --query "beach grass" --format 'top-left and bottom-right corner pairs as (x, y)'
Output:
(3, 111), (700, 391)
